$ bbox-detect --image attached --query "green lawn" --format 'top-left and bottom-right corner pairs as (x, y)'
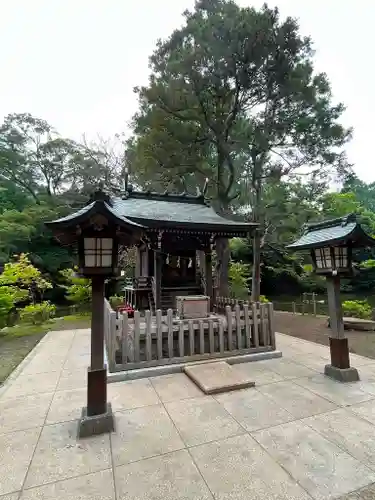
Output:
(0, 314), (91, 385)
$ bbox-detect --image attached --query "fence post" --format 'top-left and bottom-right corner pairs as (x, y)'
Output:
(243, 302), (251, 348)
(292, 302), (296, 315)
(108, 310), (117, 371)
(251, 302), (259, 348)
(199, 319), (205, 354)
(121, 311), (129, 365)
(179, 322), (185, 357)
(156, 309), (163, 359)
(167, 309), (174, 358)
(267, 302), (276, 349)
(302, 293), (306, 315)
(259, 303), (266, 345)
(145, 310), (152, 361)
(188, 320), (195, 356)
(235, 304), (242, 349)
(103, 300), (108, 356)
(218, 320), (224, 353)
(134, 310), (141, 362)
(208, 320), (215, 353)
(225, 305), (233, 351)
(313, 294), (317, 316)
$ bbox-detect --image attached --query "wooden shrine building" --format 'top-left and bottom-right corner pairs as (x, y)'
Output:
(118, 184), (257, 312)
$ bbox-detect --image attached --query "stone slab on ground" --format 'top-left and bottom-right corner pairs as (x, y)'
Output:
(327, 317), (375, 331)
(184, 361), (255, 394)
(344, 317), (375, 331)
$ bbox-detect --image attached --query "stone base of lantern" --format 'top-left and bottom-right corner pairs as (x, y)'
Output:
(77, 402), (115, 438)
(324, 364), (360, 383)
(324, 337), (360, 382)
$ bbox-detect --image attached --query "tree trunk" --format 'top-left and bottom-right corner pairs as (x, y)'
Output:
(251, 158), (263, 302)
(251, 229), (261, 302)
(216, 237), (230, 297)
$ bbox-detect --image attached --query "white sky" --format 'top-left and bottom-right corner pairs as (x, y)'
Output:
(1, 0), (374, 181)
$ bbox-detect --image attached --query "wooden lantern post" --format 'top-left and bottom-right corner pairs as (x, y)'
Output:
(45, 189), (144, 437)
(288, 214), (375, 383)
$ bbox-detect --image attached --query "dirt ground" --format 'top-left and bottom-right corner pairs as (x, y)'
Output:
(274, 311), (375, 359)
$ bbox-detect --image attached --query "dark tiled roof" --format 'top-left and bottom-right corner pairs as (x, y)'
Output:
(48, 201), (95, 224)
(287, 213), (375, 250)
(111, 195), (252, 230)
(46, 201), (144, 229)
(46, 188), (256, 234)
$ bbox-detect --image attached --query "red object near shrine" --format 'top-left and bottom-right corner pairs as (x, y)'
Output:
(117, 304), (135, 317)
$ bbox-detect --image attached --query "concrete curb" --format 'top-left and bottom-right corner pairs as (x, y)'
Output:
(107, 349), (283, 383)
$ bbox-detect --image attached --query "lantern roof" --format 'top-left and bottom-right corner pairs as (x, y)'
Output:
(287, 213), (375, 251)
(45, 199), (145, 231)
(45, 189), (145, 246)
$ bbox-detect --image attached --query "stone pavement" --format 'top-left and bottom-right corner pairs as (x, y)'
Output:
(3, 330), (375, 499)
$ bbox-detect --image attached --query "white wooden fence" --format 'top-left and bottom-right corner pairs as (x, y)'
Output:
(104, 298), (275, 372)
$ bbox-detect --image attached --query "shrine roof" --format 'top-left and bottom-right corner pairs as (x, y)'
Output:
(46, 188), (257, 236)
(111, 189), (256, 234)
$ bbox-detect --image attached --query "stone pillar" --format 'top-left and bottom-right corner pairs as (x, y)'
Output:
(324, 275), (359, 382)
(78, 275), (114, 438)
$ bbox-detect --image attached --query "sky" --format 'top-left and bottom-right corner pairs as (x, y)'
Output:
(1, 0), (374, 181)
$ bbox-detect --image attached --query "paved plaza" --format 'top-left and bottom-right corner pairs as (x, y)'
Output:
(2, 329), (375, 498)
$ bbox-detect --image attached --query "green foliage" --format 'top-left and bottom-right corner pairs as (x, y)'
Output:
(228, 262), (250, 300)
(0, 255), (52, 327)
(60, 268), (92, 304)
(342, 300), (372, 319)
(0, 288), (14, 327)
(259, 295), (270, 303)
(19, 301), (56, 325)
(109, 295), (125, 309)
(0, 253), (52, 292)
(360, 260), (375, 269)
(322, 192), (375, 235)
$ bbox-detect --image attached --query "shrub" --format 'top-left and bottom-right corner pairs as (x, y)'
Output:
(20, 301), (56, 325)
(109, 295), (125, 309)
(259, 295), (270, 303)
(342, 300), (372, 319)
(0, 288), (14, 328)
(229, 262), (250, 300)
(60, 268), (91, 304)
(0, 253), (52, 298)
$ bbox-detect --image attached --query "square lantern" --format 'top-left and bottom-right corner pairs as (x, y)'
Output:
(78, 233), (119, 277)
(312, 245), (352, 275)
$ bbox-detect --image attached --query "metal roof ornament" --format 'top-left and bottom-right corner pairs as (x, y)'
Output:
(89, 187), (112, 206)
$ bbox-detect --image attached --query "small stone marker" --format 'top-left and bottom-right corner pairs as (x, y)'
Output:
(184, 361), (255, 395)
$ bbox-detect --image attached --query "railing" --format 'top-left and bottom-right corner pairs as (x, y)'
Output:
(105, 298), (275, 372)
(124, 276), (152, 290)
(271, 293), (329, 317)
